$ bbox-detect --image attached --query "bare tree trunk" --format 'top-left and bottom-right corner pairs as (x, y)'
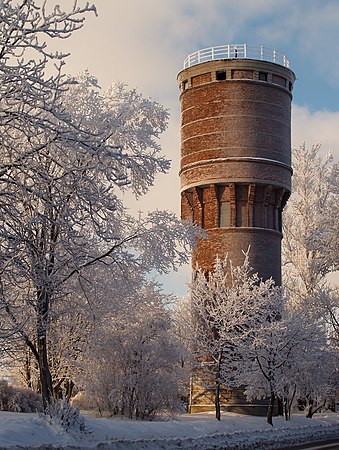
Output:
(37, 333), (53, 408)
(306, 400), (326, 418)
(65, 380), (75, 400)
(215, 352), (222, 421)
(287, 385), (296, 420)
(277, 396), (283, 416)
(283, 397), (288, 421)
(267, 391), (275, 426)
(24, 350), (32, 389)
(215, 380), (221, 421)
(305, 398), (314, 418)
(37, 289), (53, 409)
(53, 377), (65, 399)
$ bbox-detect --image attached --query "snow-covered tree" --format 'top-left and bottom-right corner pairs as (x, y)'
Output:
(281, 143), (338, 416)
(234, 291), (316, 425)
(283, 144), (338, 286)
(188, 252), (279, 421)
(0, 1), (97, 169)
(79, 282), (187, 420)
(287, 337), (337, 419)
(0, 2), (197, 408)
(0, 0), (98, 407)
(187, 251), (333, 425)
(189, 257), (237, 421)
(283, 143), (338, 341)
(171, 294), (195, 379)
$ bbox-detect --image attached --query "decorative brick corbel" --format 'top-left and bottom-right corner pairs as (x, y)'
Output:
(247, 183), (256, 227)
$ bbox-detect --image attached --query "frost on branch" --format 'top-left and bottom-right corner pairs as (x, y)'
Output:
(188, 252), (271, 421)
(0, 1), (97, 173)
(63, 75), (170, 196)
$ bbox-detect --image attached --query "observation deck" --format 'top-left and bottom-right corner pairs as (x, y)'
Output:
(183, 44), (290, 69)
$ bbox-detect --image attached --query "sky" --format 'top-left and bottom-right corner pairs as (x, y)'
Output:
(53, 0), (339, 296)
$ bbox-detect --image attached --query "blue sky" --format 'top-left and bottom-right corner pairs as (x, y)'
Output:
(56, 0), (339, 295)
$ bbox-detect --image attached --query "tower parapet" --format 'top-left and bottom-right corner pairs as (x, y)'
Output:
(183, 43), (290, 69)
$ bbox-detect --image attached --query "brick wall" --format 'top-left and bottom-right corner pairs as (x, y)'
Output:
(192, 227), (282, 284)
(178, 58), (295, 285)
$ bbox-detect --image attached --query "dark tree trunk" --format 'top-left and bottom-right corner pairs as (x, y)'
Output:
(277, 396), (283, 416)
(215, 351), (223, 421)
(267, 391), (275, 426)
(37, 289), (53, 409)
(305, 398), (314, 418)
(215, 380), (221, 421)
(283, 397), (288, 421)
(38, 332), (53, 408)
(65, 380), (75, 400)
(286, 385), (296, 421)
(53, 377), (65, 399)
(306, 400), (326, 418)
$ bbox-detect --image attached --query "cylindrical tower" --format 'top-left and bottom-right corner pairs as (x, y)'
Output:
(178, 44), (296, 284)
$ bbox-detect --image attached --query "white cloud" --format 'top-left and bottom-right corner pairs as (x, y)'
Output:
(292, 105), (339, 160)
(51, 2), (285, 93)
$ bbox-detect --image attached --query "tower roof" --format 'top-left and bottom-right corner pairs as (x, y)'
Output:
(183, 44), (290, 69)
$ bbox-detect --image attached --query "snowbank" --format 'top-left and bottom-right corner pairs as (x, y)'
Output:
(0, 410), (338, 449)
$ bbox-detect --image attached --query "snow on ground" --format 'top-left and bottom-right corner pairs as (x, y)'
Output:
(0, 410), (338, 450)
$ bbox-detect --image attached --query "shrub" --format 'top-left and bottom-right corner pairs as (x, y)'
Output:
(42, 398), (89, 434)
(0, 379), (43, 412)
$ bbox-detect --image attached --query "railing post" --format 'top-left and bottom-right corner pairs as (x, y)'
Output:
(260, 45), (263, 60)
(227, 44), (230, 59)
(211, 46), (214, 61)
(273, 49), (276, 62)
(244, 43), (247, 58)
(198, 50), (200, 64)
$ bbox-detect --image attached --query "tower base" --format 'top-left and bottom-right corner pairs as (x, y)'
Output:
(188, 381), (276, 417)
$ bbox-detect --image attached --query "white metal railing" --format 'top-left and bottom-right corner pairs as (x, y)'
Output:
(183, 44), (289, 69)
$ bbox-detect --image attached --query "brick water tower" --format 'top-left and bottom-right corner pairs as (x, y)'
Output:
(177, 44), (296, 413)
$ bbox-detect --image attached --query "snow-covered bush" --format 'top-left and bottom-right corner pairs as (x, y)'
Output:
(80, 284), (187, 420)
(42, 398), (89, 434)
(0, 379), (43, 412)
